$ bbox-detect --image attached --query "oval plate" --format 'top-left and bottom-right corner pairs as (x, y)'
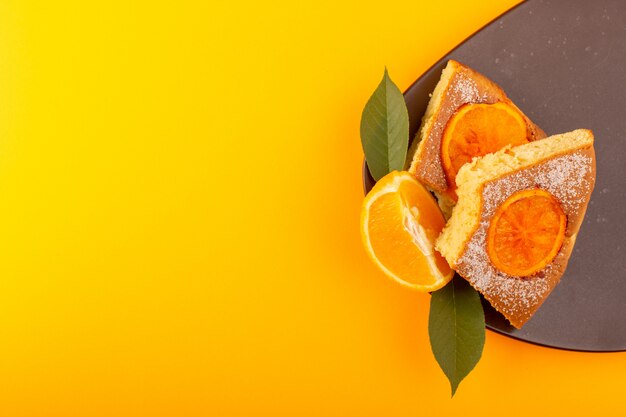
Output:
(363, 0), (626, 351)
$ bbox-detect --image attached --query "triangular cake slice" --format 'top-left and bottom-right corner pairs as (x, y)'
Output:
(436, 130), (596, 328)
(407, 60), (546, 214)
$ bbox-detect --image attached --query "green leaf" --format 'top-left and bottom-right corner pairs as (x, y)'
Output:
(428, 276), (485, 397)
(360, 68), (409, 181)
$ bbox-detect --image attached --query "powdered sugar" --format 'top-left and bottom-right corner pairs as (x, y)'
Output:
(481, 152), (594, 217)
(449, 75), (488, 107)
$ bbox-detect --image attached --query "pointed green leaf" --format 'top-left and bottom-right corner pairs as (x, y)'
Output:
(360, 68), (409, 181)
(428, 276), (485, 397)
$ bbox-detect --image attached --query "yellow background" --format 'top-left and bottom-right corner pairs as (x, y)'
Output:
(0, 0), (622, 415)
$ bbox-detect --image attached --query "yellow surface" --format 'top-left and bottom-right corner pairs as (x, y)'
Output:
(0, 0), (622, 415)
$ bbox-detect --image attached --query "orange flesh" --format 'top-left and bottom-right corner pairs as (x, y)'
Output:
(367, 180), (451, 286)
(487, 189), (566, 277)
(441, 102), (529, 196)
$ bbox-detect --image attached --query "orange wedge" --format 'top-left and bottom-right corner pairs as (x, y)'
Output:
(441, 102), (529, 195)
(360, 171), (453, 291)
(487, 189), (567, 277)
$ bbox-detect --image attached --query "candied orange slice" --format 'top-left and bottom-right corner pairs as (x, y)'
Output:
(441, 102), (529, 194)
(360, 171), (453, 292)
(487, 189), (566, 277)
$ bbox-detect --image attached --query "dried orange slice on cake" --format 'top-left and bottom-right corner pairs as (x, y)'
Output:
(487, 189), (567, 277)
(441, 102), (529, 194)
(360, 171), (453, 292)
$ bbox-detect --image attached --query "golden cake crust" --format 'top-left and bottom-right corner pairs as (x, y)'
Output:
(447, 136), (595, 328)
(407, 60), (546, 195)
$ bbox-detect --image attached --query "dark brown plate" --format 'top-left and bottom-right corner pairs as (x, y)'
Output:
(363, 0), (626, 351)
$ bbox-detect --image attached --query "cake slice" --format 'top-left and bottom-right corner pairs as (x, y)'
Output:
(436, 129), (596, 328)
(407, 60), (546, 215)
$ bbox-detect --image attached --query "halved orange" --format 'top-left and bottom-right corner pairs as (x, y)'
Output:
(441, 102), (529, 195)
(487, 189), (567, 277)
(360, 171), (453, 291)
